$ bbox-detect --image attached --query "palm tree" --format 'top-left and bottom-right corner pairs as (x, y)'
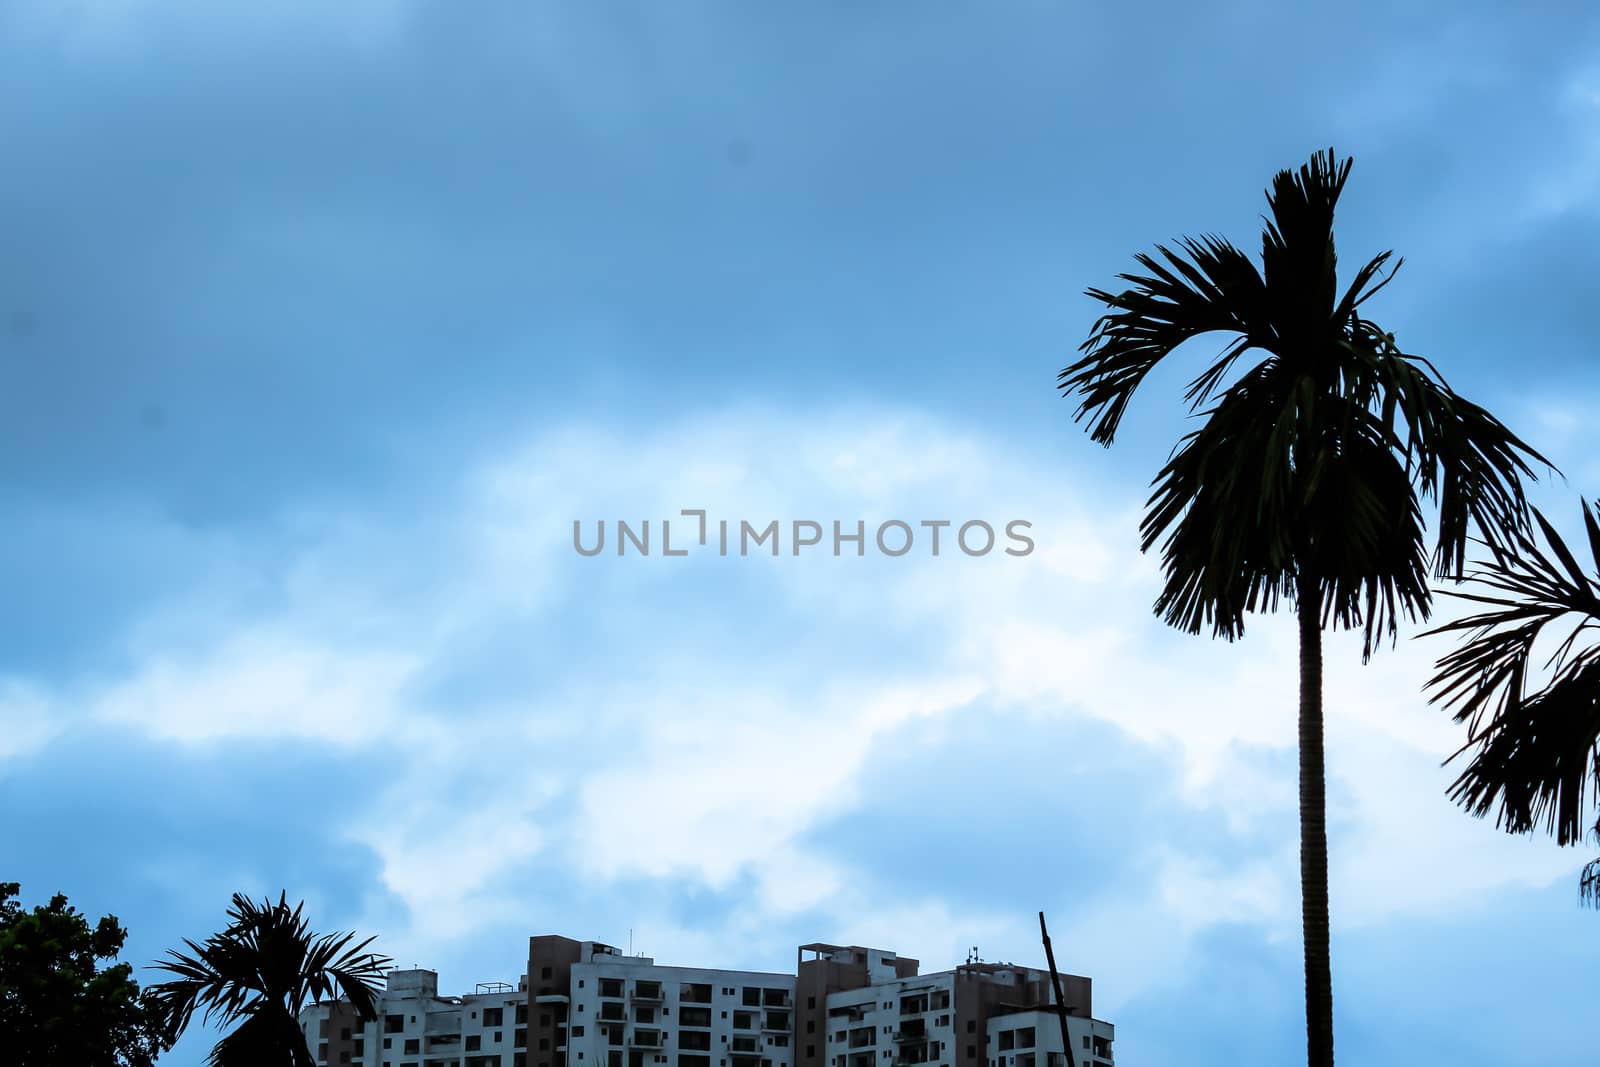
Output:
(1057, 148), (1550, 1067)
(150, 892), (392, 1067)
(1425, 500), (1600, 904)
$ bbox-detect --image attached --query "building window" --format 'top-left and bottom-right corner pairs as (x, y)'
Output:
(572, 1027), (585, 1038)
(808, 998), (816, 1009)
(806, 1047), (815, 1057)
(543, 967), (554, 979)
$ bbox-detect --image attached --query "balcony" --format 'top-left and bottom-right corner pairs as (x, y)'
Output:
(628, 1030), (662, 1048)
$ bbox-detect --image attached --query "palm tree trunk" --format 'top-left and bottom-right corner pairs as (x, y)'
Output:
(1297, 573), (1334, 1067)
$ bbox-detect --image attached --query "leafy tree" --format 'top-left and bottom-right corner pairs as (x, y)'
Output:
(1057, 149), (1549, 1067)
(1425, 499), (1600, 904)
(0, 881), (171, 1067)
(150, 891), (391, 1067)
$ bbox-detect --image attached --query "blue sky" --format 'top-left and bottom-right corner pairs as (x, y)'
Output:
(3, 2), (1599, 1064)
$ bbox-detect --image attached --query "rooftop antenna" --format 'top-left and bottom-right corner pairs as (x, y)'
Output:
(629, 929), (633, 956)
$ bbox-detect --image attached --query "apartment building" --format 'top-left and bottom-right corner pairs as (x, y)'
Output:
(528, 935), (798, 1067)
(297, 935), (1113, 1067)
(986, 1009), (1114, 1067)
(793, 946), (1109, 1067)
(299, 967), (528, 1067)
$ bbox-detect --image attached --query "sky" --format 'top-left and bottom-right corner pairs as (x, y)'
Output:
(3, 1), (1599, 1064)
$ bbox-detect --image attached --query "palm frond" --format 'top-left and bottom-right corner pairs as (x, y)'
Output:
(205, 1006), (316, 1067)
(151, 892), (393, 1059)
(1581, 852), (1600, 908)
(1059, 148), (1549, 661)
(1060, 234), (1269, 444)
(1425, 502), (1600, 885)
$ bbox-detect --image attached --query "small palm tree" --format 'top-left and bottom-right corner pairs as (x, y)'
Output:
(150, 892), (391, 1067)
(1425, 500), (1600, 904)
(1058, 148), (1550, 1067)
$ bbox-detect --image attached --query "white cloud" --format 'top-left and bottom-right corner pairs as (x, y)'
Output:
(0, 681), (59, 763)
(94, 625), (422, 746)
(2, 402), (1583, 998)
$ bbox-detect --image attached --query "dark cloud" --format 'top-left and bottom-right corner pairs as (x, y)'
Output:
(803, 706), (1292, 914)
(3, 1), (1591, 522)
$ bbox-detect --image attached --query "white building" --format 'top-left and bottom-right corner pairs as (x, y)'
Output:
(986, 1009), (1113, 1067)
(298, 967), (527, 1067)
(297, 936), (1113, 1067)
(565, 946), (796, 1067)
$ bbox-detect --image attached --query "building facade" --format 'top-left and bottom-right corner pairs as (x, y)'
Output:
(297, 936), (1113, 1067)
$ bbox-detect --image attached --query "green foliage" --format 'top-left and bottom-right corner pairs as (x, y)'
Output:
(150, 891), (392, 1067)
(1060, 149), (1550, 658)
(0, 881), (172, 1067)
(1425, 501), (1600, 905)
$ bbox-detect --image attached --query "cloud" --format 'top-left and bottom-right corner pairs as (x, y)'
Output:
(0, 680), (57, 762)
(94, 626), (422, 745)
(4, 404), (1584, 996)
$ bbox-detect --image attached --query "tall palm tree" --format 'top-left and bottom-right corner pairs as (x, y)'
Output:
(1425, 500), (1600, 904)
(150, 892), (391, 1067)
(1057, 148), (1550, 1067)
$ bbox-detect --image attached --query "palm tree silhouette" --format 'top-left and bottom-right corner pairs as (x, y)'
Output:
(1426, 500), (1600, 904)
(151, 892), (391, 1066)
(1057, 148), (1550, 1067)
